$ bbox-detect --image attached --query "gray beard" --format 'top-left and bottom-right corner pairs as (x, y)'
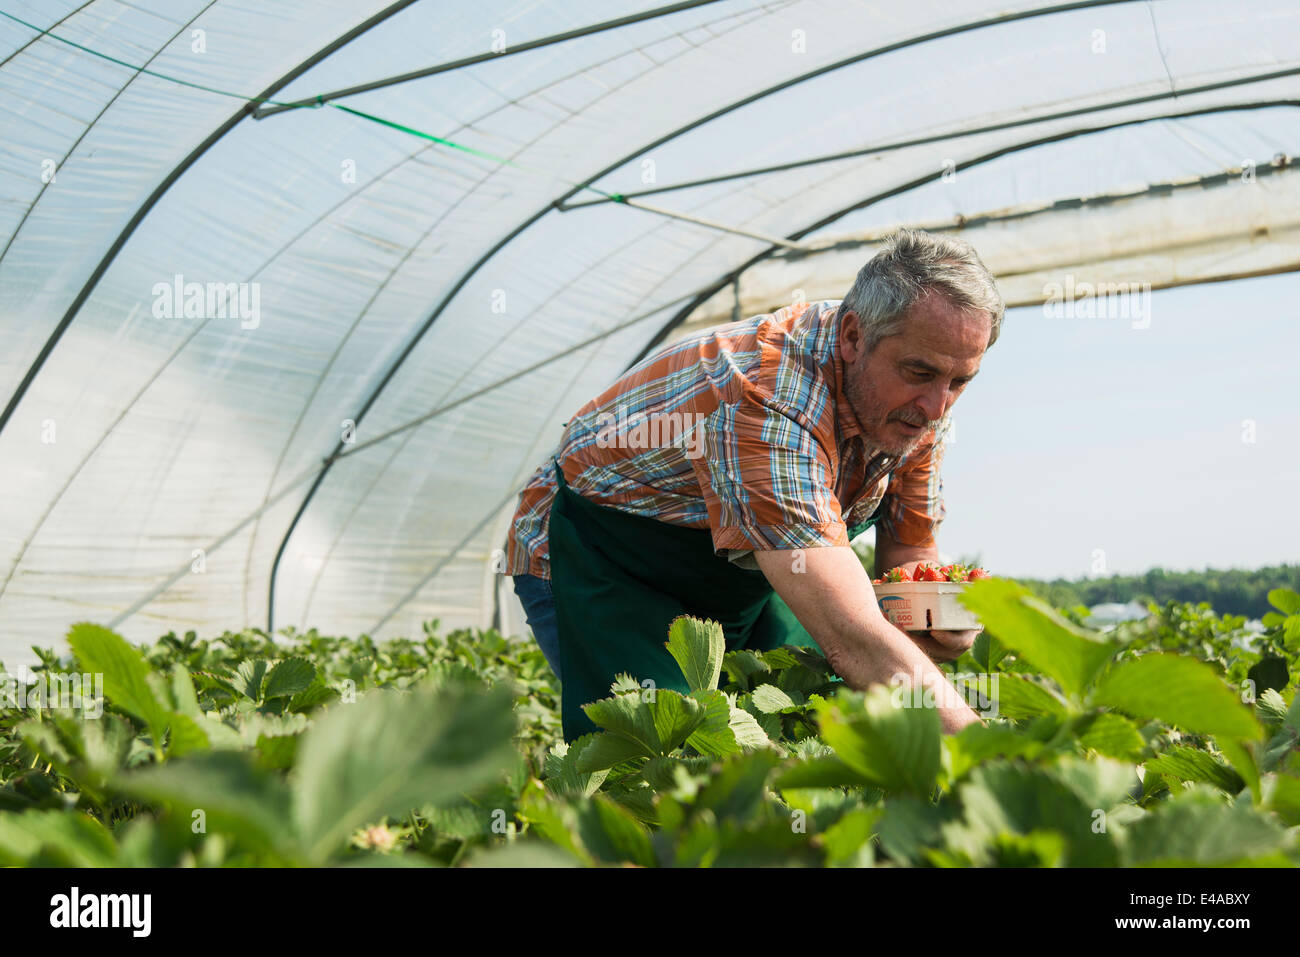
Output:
(844, 366), (937, 458)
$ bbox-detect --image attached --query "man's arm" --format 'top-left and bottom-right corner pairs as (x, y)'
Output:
(754, 545), (982, 734)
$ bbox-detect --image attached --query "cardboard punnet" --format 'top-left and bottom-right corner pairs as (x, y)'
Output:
(871, 581), (984, 632)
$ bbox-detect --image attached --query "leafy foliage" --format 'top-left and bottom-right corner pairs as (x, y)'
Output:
(2, 585), (1299, 867)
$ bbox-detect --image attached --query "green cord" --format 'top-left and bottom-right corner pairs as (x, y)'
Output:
(1, 8), (626, 202)
(0, 8), (297, 107)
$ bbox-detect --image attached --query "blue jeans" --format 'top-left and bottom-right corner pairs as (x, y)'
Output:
(512, 573), (561, 682)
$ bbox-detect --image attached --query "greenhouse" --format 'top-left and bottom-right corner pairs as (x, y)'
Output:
(1, 0), (1298, 881)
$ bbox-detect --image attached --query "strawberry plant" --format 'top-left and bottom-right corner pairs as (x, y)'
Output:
(1, 583), (1297, 867)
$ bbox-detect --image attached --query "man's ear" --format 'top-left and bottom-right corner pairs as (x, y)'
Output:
(840, 309), (863, 363)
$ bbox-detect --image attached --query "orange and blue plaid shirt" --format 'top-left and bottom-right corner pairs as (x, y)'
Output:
(504, 300), (949, 579)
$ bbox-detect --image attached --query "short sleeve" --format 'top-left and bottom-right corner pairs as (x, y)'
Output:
(689, 384), (848, 552)
(878, 422), (949, 547)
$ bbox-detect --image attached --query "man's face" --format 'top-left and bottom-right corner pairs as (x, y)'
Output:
(840, 288), (990, 457)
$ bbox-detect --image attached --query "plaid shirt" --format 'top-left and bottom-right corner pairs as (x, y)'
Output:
(504, 300), (949, 579)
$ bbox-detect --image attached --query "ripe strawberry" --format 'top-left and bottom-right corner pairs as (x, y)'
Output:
(968, 568), (991, 580)
(945, 563), (970, 582)
(883, 566), (912, 583)
(919, 564), (945, 582)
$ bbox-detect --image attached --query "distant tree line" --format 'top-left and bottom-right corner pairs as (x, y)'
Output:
(850, 542), (1298, 620)
(1017, 564), (1300, 620)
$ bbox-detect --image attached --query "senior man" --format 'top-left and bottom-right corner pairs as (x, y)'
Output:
(504, 228), (1003, 741)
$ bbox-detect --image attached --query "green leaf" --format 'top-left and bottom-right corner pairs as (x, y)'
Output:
(987, 829), (1067, 867)
(0, 810), (119, 867)
(544, 738), (610, 796)
(684, 689), (741, 757)
(721, 649), (771, 688)
(516, 787), (592, 865)
(1042, 756), (1139, 810)
(1259, 728), (1298, 774)
(970, 630), (1010, 673)
(119, 750), (294, 859)
(16, 712), (135, 802)
(1257, 689), (1291, 726)
(693, 751), (781, 821)
(987, 673), (1069, 720)
(263, 658), (316, 700)
(67, 623), (171, 747)
(1144, 747), (1243, 793)
(875, 796), (953, 866)
(957, 578), (1118, 700)
(1091, 653), (1262, 740)
(251, 729), (301, 770)
(727, 706), (774, 750)
(165, 712), (211, 758)
(169, 665), (202, 719)
(943, 723), (1044, 781)
(573, 732), (651, 772)
(292, 684), (518, 864)
(665, 616), (724, 694)
(286, 676), (338, 713)
(822, 807), (883, 867)
(576, 796), (656, 867)
(751, 683), (799, 714)
(1218, 738), (1261, 804)
(1076, 712), (1146, 761)
(1263, 773), (1300, 826)
(234, 659), (268, 701)
(948, 761), (1120, 867)
(582, 690), (705, 756)
(774, 756), (874, 790)
(1285, 616), (1300, 652)
(462, 841), (582, 868)
(1267, 588), (1300, 616)
(1122, 789), (1286, 865)
(814, 687), (941, 797)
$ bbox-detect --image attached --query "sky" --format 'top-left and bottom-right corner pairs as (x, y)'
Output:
(867, 271), (1300, 580)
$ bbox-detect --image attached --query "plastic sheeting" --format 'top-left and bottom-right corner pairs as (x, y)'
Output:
(1, 0), (1298, 653)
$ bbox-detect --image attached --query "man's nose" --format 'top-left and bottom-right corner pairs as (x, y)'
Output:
(917, 383), (948, 421)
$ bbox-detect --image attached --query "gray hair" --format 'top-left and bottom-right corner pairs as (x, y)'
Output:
(836, 228), (1004, 353)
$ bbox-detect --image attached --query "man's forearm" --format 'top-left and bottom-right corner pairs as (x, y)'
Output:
(754, 547), (982, 735)
(819, 612), (980, 734)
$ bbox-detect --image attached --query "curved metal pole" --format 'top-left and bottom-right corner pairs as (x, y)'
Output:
(559, 63), (1300, 210)
(625, 99), (1300, 365)
(252, 0), (727, 118)
(0, 0), (422, 441)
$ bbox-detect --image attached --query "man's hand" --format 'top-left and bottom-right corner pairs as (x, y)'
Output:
(909, 628), (982, 663)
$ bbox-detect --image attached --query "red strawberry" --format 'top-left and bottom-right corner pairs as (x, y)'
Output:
(883, 566), (912, 583)
(968, 568), (991, 580)
(920, 564), (945, 582)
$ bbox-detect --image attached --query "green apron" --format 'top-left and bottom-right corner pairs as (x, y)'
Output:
(547, 460), (885, 741)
